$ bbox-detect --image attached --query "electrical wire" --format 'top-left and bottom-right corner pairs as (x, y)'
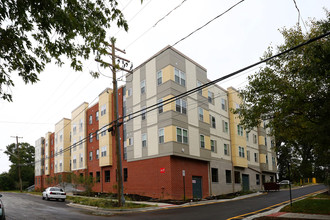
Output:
(32, 31), (330, 166)
(292, 0), (308, 32)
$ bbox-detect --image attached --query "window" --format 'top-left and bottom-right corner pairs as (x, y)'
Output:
(157, 99), (163, 114)
(127, 88), (132, 97)
(223, 121), (229, 133)
(200, 135), (205, 148)
(237, 125), (243, 136)
(226, 170), (232, 183)
(211, 168), (219, 182)
(141, 106), (146, 120)
(128, 137), (133, 146)
(157, 70), (162, 85)
(159, 128), (164, 144)
(254, 153), (258, 162)
(175, 99), (187, 114)
(73, 156), (77, 169)
(253, 134), (257, 144)
(265, 137), (267, 146)
(96, 111), (99, 121)
(101, 146), (107, 157)
(176, 127), (188, 144)
(142, 133), (147, 147)
(101, 104), (107, 116)
(96, 149), (99, 159)
(208, 91), (214, 104)
(79, 136), (82, 149)
(89, 172), (93, 178)
(224, 144), (230, 156)
(140, 80), (146, 94)
(221, 98), (227, 111)
(197, 81), (203, 95)
(105, 170), (110, 182)
(73, 139), (77, 151)
(234, 171), (241, 183)
(247, 150), (250, 161)
(271, 140), (275, 148)
(79, 153), (83, 167)
(59, 134), (63, 142)
(239, 146), (245, 158)
(210, 115), (216, 128)
(198, 107), (204, 121)
(256, 174), (260, 185)
(89, 115), (93, 124)
(73, 124), (77, 135)
(89, 133), (93, 143)
(124, 168), (128, 182)
(266, 155), (269, 164)
(211, 140), (216, 152)
(89, 151), (93, 161)
(246, 131), (249, 142)
(79, 119), (83, 132)
(272, 157), (276, 166)
(174, 68), (185, 86)
(96, 171), (100, 182)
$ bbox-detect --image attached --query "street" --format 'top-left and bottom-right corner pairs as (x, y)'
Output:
(0, 184), (326, 220)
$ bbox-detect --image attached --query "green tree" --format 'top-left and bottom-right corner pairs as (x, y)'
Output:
(4, 142), (35, 190)
(235, 11), (330, 181)
(0, 0), (129, 101)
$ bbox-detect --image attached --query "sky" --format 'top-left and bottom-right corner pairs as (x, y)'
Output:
(0, 0), (329, 173)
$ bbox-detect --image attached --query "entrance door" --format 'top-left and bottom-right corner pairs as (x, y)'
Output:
(242, 174), (250, 192)
(192, 176), (202, 199)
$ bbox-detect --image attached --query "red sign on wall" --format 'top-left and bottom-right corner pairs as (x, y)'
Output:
(160, 168), (165, 173)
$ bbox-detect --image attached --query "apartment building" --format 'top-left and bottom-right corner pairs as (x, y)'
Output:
(35, 137), (45, 189)
(35, 46), (277, 200)
(54, 118), (71, 176)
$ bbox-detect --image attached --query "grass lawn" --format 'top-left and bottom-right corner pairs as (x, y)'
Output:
(280, 192), (330, 215)
(66, 196), (154, 209)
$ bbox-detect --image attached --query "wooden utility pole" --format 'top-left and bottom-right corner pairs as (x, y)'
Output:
(96, 37), (132, 207)
(11, 136), (23, 192)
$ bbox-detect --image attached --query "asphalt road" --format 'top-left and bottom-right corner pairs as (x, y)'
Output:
(0, 184), (326, 220)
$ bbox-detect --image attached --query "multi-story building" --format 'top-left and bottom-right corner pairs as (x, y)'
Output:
(35, 137), (45, 189)
(35, 46), (277, 200)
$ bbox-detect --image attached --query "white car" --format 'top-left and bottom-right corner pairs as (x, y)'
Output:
(279, 180), (291, 185)
(42, 187), (66, 202)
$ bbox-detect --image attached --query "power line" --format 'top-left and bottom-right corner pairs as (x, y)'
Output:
(124, 0), (188, 50)
(32, 31), (330, 167)
(172, 0), (244, 47)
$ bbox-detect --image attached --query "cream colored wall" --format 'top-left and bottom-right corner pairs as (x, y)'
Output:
(71, 102), (88, 171)
(147, 125), (158, 156)
(146, 58), (156, 99)
(146, 97), (157, 127)
(54, 118), (71, 173)
(187, 97), (198, 127)
(189, 126), (200, 157)
(186, 60), (197, 98)
(163, 95), (175, 112)
(132, 68), (140, 106)
(164, 126), (175, 143)
(44, 132), (51, 175)
(99, 89), (112, 167)
(134, 130), (142, 158)
(35, 138), (42, 176)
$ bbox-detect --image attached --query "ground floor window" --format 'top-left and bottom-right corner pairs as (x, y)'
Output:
(105, 170), (110, 182)
(256, 174), (260, 185)
(226, 170), (231, 183)
(234, 171), (240, 183)
(211, 168), (219, 182)
(124, 168), (128, 182)
(96, 171), (100, 183)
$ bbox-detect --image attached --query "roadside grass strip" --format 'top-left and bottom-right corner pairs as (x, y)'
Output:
(227, 189), (327, 220)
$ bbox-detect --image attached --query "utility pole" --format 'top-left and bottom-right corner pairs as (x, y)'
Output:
(95, 37), (132, 207)
(11, 136), (23, 192)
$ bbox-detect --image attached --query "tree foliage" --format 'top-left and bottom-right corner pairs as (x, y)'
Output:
(236, 11), (330, 180)
(0, 0), (129, 101)
(0, 142), (35, 190)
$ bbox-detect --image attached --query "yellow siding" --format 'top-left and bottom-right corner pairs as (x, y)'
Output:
(163, 95), (175, 112)
(260, 153), (266, 163)
(99, 89), (113, 167)
(259, 136), (265, 145)
(204, 109), (210, 124)
(205, 135), (211, 150)
(165, 126), (175, 142)
(202, 88), (208, 98)
(162, 65), (174, 83)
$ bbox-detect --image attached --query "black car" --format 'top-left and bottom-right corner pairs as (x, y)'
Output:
(0, 194), (5, 220)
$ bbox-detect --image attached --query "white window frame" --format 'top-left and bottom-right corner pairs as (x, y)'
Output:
(176, 127), (188, 144)
(101, 146), (107, 157)
(101, 104), (106, 116)
(224, 143), (230, 156)
(141, 106), (146, 120)
(157, 99), (163, 114)
(208, 91), (214, 104)
(221, 98), (227, 111)
(175, 99), (187, 114)
(140, 80), (146, 94)
(157, 70), (162, 85)
(159, 128), (164, 144)
(174, 68), (185, 86)
(198, 107), (204, 121)
(142, 133), (147, 147)
(210, 115), (216, 128)
(200, 135), (205, 148)
(197, 81), (203, 95)
(211, 140), (216, 152)
(238, 146), (245, 158)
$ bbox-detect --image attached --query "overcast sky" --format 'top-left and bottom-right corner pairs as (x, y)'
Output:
(1, 0), (329, 174)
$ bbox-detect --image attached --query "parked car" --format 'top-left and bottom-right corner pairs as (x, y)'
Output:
(0, 194), (5, 220)
(42, 187), (66, 202)
(279, 180), (291, 185)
